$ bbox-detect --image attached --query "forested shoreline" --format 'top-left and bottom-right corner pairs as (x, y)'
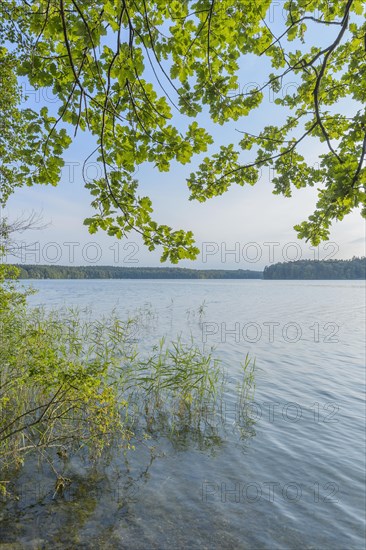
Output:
(15, 264), (263, 279)
(11, 258), (366, 280)
(263, 258), (365, 279)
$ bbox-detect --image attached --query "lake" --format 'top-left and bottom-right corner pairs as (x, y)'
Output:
(1, 280), (365, 549)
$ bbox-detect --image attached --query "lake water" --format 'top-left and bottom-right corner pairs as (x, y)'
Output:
(1, 280), (365, 549)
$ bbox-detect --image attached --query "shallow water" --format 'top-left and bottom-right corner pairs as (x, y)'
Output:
(1, 280), (365, 549)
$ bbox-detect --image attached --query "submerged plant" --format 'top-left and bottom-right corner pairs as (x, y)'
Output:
(122, 336), (223, 434)
(0, 263), (257, 493)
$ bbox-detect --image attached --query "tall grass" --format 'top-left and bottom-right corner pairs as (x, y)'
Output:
(122, 335), (224, 436)
(0, 271), (256, 493)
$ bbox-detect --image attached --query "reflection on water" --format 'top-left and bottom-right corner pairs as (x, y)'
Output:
(1, 280), (365, 549)
(1, 410), (255, 547)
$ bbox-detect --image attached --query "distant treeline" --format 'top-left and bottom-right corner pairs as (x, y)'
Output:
(11, 258), (366, 279)
(15, 265), (263, 279)
(263, 257), (365, 279)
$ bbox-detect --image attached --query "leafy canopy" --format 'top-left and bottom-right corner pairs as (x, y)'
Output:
(0, 0), (365, 261)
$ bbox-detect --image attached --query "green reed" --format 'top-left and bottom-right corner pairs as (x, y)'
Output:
(0, 275), (256, 489)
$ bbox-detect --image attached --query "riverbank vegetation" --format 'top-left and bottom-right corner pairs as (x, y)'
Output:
(0, 262), (256, 499)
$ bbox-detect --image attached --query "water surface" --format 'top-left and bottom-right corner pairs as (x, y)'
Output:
(1, 280), (365, 549)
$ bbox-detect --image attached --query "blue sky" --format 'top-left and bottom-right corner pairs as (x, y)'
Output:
(3, 3), (365, 270)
